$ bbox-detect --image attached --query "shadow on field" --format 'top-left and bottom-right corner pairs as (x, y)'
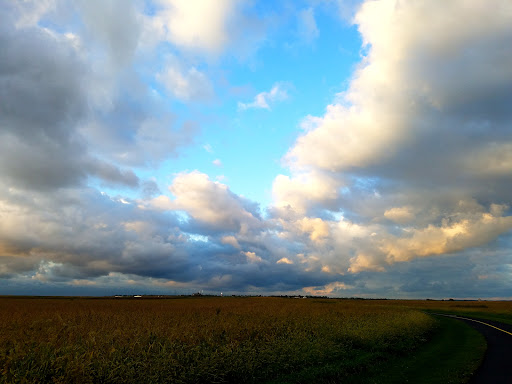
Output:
(271, 315), (485, 384)
(342, 316), (486, 384)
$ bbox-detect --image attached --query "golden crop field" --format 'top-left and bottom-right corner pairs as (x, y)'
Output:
(0, 297), (437, 383)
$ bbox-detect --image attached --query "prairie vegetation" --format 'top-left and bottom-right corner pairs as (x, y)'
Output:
(392, 299), (512, 325)
(0, 297), (435, 383)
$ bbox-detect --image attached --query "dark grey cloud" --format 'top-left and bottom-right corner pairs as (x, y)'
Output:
(0, 6), (148, 192)
(0, 186), (183, 277)
(0, 10), (88, 190)
(0, 1), (199, 195)
(140, 180), (161, 199)
(86, 159), (139, 188)
(77, 0), (141, 67)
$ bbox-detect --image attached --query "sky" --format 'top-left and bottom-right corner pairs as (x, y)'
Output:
(1, 0), (512, 299)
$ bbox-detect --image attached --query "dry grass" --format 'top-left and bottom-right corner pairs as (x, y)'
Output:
(0, 297), (435, 383)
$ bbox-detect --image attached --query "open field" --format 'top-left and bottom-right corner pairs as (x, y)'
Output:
(0, 297), (507, 383)
(401, 300), (512, 325)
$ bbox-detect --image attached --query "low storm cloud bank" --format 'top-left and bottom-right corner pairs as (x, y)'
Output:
(1, 0), (512, 298)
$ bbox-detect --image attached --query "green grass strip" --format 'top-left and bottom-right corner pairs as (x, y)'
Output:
(346, 315), (486, 384)
(267, 315), (485, 384)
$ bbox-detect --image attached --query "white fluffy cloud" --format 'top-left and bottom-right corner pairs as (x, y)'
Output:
(157, 57), (214, 102)
(289, 0), (512, 173)
(273, 0), (512, 279)
(150, 171), (263, 233)
(383, 207), (512, 263)
(272, 171), (341, 216)
(151, 0), (238, 54)
(238, 83), (290, 111)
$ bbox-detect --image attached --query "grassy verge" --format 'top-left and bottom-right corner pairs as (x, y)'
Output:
(341, 315), (486, 384)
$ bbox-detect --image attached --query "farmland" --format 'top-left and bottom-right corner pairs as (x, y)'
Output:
(396, 299), (512, 325)
(0, 297), (507, 383)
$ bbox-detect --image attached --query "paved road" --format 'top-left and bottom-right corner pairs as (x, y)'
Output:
(435, 314), (512, 384)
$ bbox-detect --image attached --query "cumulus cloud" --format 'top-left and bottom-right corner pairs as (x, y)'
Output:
(238, 83), (290, 111)
(157, 57), (215, 102)
(384, 206), (414, 224)
(0, 185), (189, 281)
(149, 171), (263, 233)
(303, 281), (351, 296)
(288, 0), (512, 174)
(272, 171), (342, 216)
(243, 251), (263, 264)
(280, 2), (512, 234)
(146, 0), (269, 60)
(297, 217), (330, 243)
(151, 0), (237, 54)
(221, 235), (240, 249)
(382, 207), (512, 264)
(266, 0), (512, 287)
